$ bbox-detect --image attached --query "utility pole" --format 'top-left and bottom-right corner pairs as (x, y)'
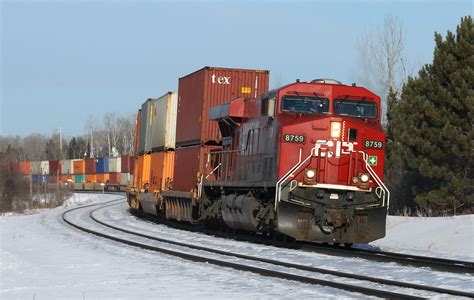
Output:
(59, 128), (62, 159)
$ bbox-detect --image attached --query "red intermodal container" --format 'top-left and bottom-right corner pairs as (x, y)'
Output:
(20, 162), (31, 175)
(49, 160), (61, 175)
(109, 173), (121, 184)
(85, 158), (96, 174)
(121, 154), (132, 173)
(173, 145), (219, 192)
(176, 66), (269, 146)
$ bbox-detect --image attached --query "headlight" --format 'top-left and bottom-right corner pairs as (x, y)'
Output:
(359, 173), (370, 183)
(330, 121), (342, 138)
(306, 169), (316, 179)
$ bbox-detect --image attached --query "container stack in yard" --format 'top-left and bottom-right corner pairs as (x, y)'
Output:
(85, 158), (96, 183)
(95, 157), (109, 184)
(31, 161), (50, 184)
(60, 159), (78, 183)
(120, 154), (134, 186)
(49, 160), (61, 183)
(174, 66), (269, 192)
(73, 160), (86, 184)
(108, 157), (121, 185)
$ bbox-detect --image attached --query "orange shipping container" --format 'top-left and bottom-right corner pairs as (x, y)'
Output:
(20, 162), (31, 175)
(149, 151), (175, 192)
(133, 154), (150, 190)
(60, 174), (73, 183)
(86, 174), (96, 183)
(73, 160), (86, 174)
(96, 173), (110, 183)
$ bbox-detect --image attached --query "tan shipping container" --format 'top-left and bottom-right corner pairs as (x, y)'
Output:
(108, 157), (121, 173)
(149, 151), (175, 192)
(61, 160), (80, 175)
(151, 92), (178, 151)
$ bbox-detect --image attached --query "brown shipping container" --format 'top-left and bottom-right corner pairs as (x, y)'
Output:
(73, 160), (86, 174)
(10, 162), (21, 175)
(149, 151), (175, 192)
(129, 157), (135, 175)
(121, 154), (132, 173)
(85, 158), (96, 174)
(49, 160), (61, 175)
(109, 173), (121, 184)
(176, 66), (269, 145)
(133, 154), (150, 189)
(173, 145), (219, 192)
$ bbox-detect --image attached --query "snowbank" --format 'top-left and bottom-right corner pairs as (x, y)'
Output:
(371, 214), (474, 258)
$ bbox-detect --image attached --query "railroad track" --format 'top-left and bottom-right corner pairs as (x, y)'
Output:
(62, 198), (474, 299)
(300, 242), (474, 274)
(130, 205), (474, 275)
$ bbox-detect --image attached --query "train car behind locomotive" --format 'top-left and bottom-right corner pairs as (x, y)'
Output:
(201, 79), (389, 243)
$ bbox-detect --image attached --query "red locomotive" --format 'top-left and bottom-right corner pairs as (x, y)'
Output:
(128, 67), (389, 245)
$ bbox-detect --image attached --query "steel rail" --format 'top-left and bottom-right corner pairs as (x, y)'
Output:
(90, 202), (474, 299)
(301, 242), (474, 274)
(62, 201), (424, 299)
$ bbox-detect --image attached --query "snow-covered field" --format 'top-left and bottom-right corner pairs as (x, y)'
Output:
(1, 193), (472, 299)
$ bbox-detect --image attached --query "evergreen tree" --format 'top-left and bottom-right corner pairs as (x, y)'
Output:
(389, 16), (473, 214)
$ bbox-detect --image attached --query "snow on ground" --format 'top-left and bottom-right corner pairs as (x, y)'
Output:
(1, 193), (473, 299)
(372, 214), (474, 258)
(0, 194), (353, 299)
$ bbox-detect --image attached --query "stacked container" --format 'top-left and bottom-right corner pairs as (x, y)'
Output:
(73, 160), (86, 184)
(120, 154), (134, 186)
(31, 161), (50, 184)
(95, 157), (109, 183)
(85, 158), (96, 183)
(173, 67), (270, 192)
(49, 160), (61, 183)
(60, 159), (79, 183)
(108, 157), (121, 184)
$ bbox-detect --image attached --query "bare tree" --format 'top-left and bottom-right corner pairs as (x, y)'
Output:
(355, 15), (417, 123)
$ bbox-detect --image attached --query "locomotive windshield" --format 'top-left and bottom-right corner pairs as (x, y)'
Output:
(334, 99), (377, 119)
(281, 95), (329, 115)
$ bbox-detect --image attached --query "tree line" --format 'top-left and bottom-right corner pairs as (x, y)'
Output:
(359, 16), (472, 215)
(0, 112), (136, 162)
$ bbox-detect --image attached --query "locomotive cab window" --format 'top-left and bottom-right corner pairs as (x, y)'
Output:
(281, 95), (329, 115)
(334, 99), (377, 119)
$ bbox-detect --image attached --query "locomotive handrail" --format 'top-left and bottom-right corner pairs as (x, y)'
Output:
(274, 148), (306, 211)
(357, 150), (390, 209)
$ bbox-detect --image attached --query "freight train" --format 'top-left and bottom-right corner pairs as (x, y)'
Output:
(128, 67), (390, 244)
(8, 156), (135, 191)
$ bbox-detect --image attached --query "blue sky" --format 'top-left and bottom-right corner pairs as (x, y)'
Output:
(1, 0), (471, 136)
